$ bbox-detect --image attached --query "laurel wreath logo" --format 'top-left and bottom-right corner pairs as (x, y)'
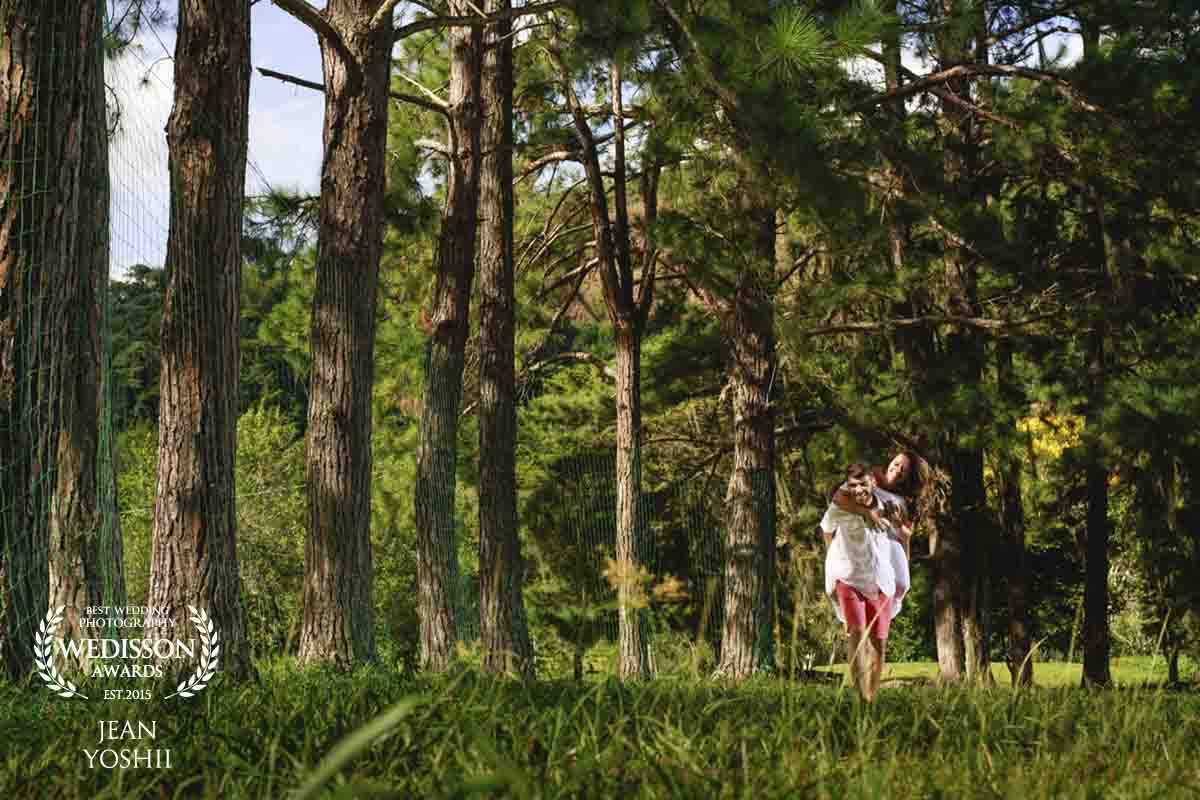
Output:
(33, 606), (88, 699)
(165, 605), (220, 699)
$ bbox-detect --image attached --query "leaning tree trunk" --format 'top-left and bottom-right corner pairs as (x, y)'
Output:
(50, 10), (127, 671)
(0, 0), (100, 680)
(477, 0), (533, 678)
(415, 11), (482, 672)
(148, 0), (253, 680)
(298, 0), (395, 668)
(716, 207), (777, 679)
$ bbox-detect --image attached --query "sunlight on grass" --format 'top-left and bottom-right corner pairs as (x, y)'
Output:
(2, 660), (1197, 798)
(816, 656), (1199, 687)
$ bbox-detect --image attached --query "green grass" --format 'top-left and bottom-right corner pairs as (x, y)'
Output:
(1, 658), (1198, 799)
(817, 655), (1200, 687)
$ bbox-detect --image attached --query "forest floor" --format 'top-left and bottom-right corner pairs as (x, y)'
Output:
(2, 657), (1198, 799)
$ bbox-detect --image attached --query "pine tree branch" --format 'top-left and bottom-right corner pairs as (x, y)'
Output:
(927, 86), (1021, 129)
(527, 350), (612, 376)
(519, 150), (579, 178)
(371, 0), (408, 33)
(984, 1), (1084, 48)
(514, 119), (639, 182)
(802, 311), (1061, 337)
(270, 0), (354, 67)
(522, 257), (597, 369)
(257, 66), (324, 94)
(539, 247), (598, 296)
(635, 162), (661, 325)
(517, 176), (588, 270)
(394, 0), (561, 42)
(823, 399), (931, 467)
(390, 92), (452, 117)
(257, 67), (450, 118)
(543, 37), (625, 319)
(415, 138), (451, 156)
(775, 247), (823, 289)
(652, 0), (744, 117)
(396, 71), (450, 110)
(858, 57), (1102, 114)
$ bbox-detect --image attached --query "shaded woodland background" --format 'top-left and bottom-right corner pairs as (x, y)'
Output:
(2, 0), (1198, 689)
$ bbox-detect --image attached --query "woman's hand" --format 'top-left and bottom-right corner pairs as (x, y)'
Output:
(833, 487), (882, 527)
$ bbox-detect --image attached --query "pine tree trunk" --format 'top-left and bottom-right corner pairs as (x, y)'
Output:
(609, 61), (651, 682)
(297, 0), (393, 668)
(1080, 366), (1111, 688)
(928, 0), (986, 684)
(927, 462), (964, 681)
(883, 12), (972, 683)
(148, 0), (253, 680)
(716, 208), (777, 679)
(415, 11), (482, 672)
(614, 324), (651, 680)
(959, 0), (995, 686)
(49, 9), (126, 670)
(1, 0), (99, 680)
(476, 0), (532, 678)
(1077, 23), (1112, 689)
(957, 447), (992, 684)
(551, 54), (653, 680)
(1187, 462), (1200, 678)
(998, 343), (1033, 686)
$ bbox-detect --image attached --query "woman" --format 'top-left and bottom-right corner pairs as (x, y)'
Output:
(824, 453), (923, 699)
(832, 452), (920, 608)
(821, 463), (902, 701)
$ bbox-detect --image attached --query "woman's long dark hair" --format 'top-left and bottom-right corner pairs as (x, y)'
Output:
(876, 451), (927, 519)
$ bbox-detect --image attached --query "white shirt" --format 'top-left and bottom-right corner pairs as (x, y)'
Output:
(872, 485), (911, 616)
(873, 485), (909, 526)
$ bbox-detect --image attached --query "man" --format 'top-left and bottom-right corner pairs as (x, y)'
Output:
(834, 452), (918, 555)
(821, 463), (908, 701)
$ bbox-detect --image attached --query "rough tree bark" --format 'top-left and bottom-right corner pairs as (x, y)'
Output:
(415, 2), (482, 672)
(924, 0), (989, 684)
(647, 0), (779, 680)
(880, 11), (967, 673)
(715, 204), (778, 679)
(148, 0), (253, 680)
(881, 4), (976, 684)
(477, 0), (533, 678)
(956, 448), (992, 683)
(551, 47), (658, 680)
(271, 0), (397, 668)
(49, 4), (127, 671)
(0, 0), (98, 680)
